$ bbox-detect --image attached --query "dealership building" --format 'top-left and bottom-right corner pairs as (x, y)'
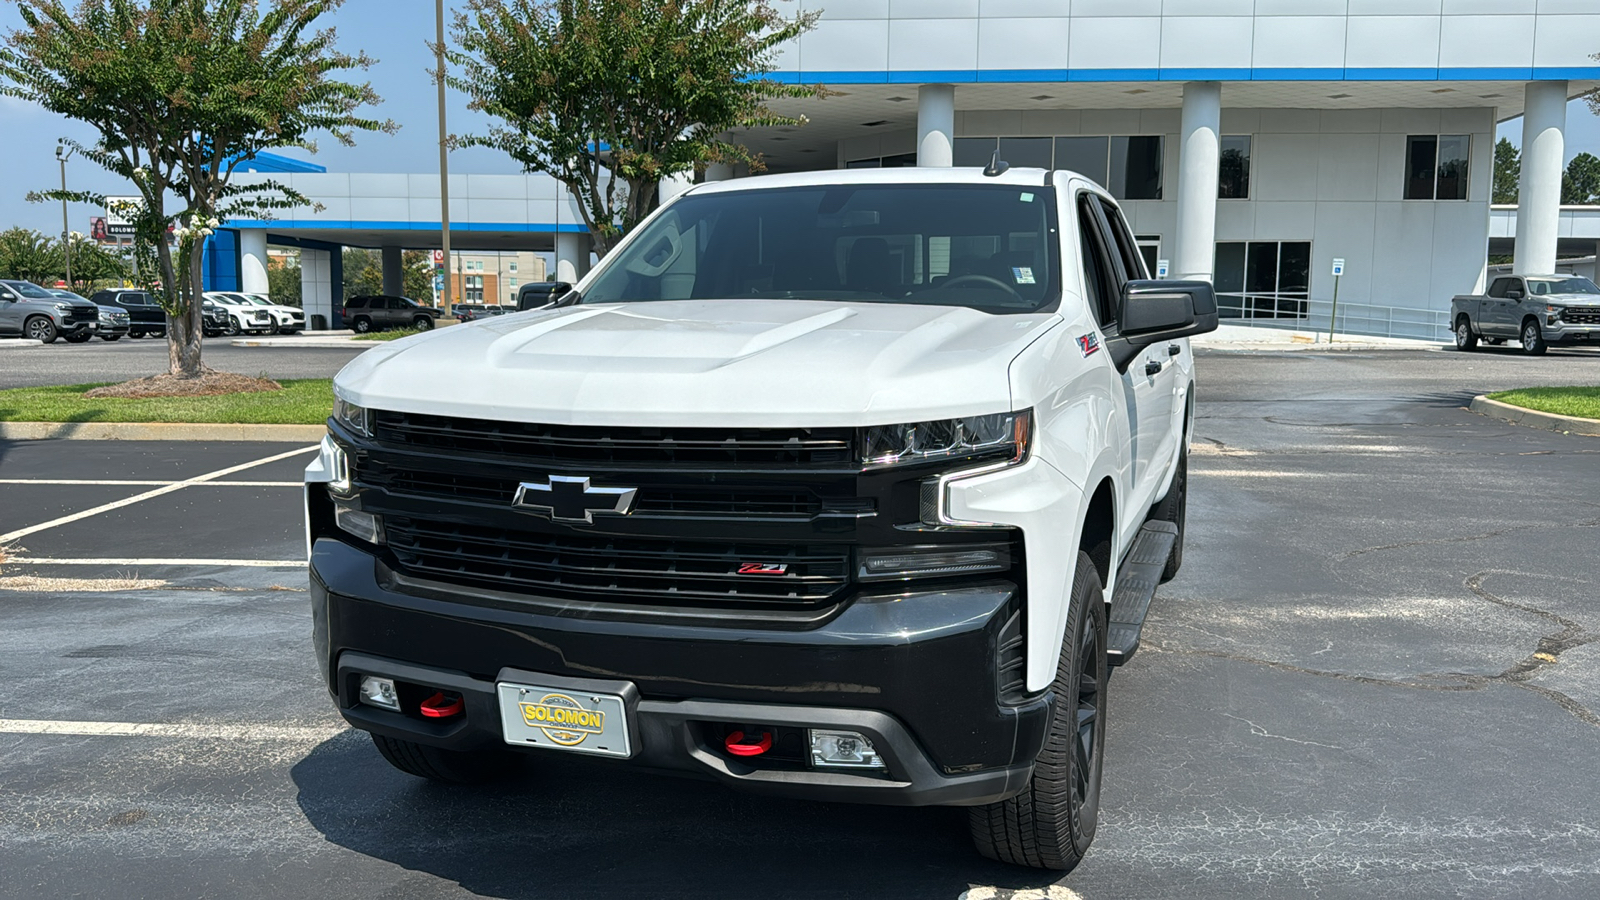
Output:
(208, 2), (1600, 338)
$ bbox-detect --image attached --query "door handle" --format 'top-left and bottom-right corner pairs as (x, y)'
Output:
(1167, 344), (1181, 357)
(1145, 359), (1163, 376)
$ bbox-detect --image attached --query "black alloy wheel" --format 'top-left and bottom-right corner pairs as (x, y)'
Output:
(25, 316), (57, 343)
(413, 316), (434, 331)
(970, 550), (1108, 871)
(1521, 320), (1548, 356)
(224, 318), (240, 336)
(352, 316), (373, 334)
(1454, 318), (1478, 351)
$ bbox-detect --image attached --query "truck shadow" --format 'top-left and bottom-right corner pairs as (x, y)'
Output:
(291, 731), (1061, 899)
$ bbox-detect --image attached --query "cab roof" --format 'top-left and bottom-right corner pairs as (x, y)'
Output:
(686, 165), (1059, 196)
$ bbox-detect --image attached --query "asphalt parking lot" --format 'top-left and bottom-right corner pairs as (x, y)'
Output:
(0, 336), (366, 389)
(1, 347), (1598, 899)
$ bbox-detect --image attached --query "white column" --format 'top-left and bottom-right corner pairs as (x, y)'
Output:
(555, 232), (589, 283)
(300, 248), (333, 329)
(1514, 80), (1568, 276)
(1173, 82), (1222, 283)
(917, 84), (955, 168)
(704, 162), (734, 182)
(381, 246), (403, 296)
(239, 228), (269, 295)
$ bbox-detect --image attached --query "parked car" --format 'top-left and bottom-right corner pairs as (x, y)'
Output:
(232, 292), (306, 334)
(45, 289), (130, 342)
(1452, 275), (1600, 355)
(88, 289), (167, 338)
(200, 291), (274, 336)
(515, 281), (572, 311)
(342, 294), (441, 333)
(308, 166), (1217, 872)
(0, 279), (101, 343)
(453, 303), (486, 322)
(201, 300), (232, 337)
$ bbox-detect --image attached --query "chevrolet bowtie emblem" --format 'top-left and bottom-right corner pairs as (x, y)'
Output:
(512, 475), (638, 524)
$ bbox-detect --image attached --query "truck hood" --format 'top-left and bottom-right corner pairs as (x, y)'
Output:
(336, 300), (1060, 427)
(1540, 293), (1600, 305)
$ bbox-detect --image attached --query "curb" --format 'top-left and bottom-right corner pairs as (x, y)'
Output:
(0, 340), (43, 350)
(1469, 395), (1600, 437)
(0, 422), (326, 442)
(231, 337), (366, 348)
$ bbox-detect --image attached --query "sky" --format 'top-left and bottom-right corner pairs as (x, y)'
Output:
(1, 2), (1598, 236)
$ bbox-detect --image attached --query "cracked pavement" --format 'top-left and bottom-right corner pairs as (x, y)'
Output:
(1, 347), (1599, 898)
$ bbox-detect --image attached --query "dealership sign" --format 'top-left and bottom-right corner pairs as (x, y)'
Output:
(103, 196), (143, 237)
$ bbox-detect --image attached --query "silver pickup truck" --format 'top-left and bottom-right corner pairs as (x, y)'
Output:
(1452, 274), (1600, 355)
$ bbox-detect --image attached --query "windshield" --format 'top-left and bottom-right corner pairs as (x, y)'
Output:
(582, 184), (1061, 314)
(4, 280), (56, 299)
(245, 297), (274, 306)
(1527, 277), (1600, 296)
(50, 290), (89, 302)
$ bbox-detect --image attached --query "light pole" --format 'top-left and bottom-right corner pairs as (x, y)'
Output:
(435, 0), (452, 314)
(55, 143), (74, 290)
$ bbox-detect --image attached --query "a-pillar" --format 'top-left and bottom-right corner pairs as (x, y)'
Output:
(300, 247), (334, 329)
(1173, 82), (1221, 283)
(381, 246), (403, 296)
(1515, 80), (1568, 276)
(917, 84), (955, 168)
(239, 228), (269, 295)
(555, 232), (590, 284)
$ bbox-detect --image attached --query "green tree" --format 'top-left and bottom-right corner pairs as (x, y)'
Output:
(0, 227), (61, 283)
(1493, 137), (1520, 205)
(341, 247), (384, 297)
(1561, 152), (1600, 206)
(268, 255), (302, 307)
(60, 234), (130, 294)
(402, 250), (434, 300)
(447, 0), (822, 257)
(1, 0), (391, 378)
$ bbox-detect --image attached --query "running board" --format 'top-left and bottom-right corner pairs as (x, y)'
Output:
(1105, 520), (1178, 666)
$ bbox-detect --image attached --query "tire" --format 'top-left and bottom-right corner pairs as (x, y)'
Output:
(1149, 448), (1187, 583)
(267, 320), (281, 335)
(1521, 319), (1548, 356)
(352, 316), (373, 334)
(64, 332), (92, 344)
(101, 334), (122, 342)
(1487, 338), (1506, 346)
(25, 316), (57, 343)
(1454, 317), (1478, 352)
(224, 318), (240, 336)
(150, 327), (166, 339)
(970, 551), (1108, 872)
(370, 733), (522, 785)
(412, 316), (434, 331)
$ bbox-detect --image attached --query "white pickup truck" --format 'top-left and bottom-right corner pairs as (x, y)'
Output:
(306, 166), (1217, 871)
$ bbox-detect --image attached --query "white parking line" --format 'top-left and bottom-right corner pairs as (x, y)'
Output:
(0, 479), (302, 487)
(0, 718), (344, 741)
(9, 557), (303, 567)
(0, 445), (317, 544)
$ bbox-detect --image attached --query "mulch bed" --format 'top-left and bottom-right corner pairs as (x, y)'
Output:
(83, 369), (283, 399)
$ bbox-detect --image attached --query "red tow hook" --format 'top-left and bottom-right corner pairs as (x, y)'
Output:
(724, 729), (773, 757)
(419, 691), (465, 719)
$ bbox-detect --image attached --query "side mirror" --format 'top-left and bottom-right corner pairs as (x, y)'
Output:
(1506, 290), (1524, 301)
(1109, 280), (1219, 371)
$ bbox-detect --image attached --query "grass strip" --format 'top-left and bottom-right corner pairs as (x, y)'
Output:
(352, 327), (426, 342)
(0, 378), (333, 425)
(1487, 386), (1600, 421)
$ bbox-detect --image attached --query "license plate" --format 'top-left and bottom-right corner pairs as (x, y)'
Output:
(497, 681), (630, 757)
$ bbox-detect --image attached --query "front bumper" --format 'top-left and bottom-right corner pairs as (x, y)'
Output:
(1545, 322), (1600, 345)
(310, 537), (1051, 807)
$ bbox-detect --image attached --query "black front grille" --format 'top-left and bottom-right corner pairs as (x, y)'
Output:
(360, 461), (863, 520)
(1564, 307), (1600, 325)
(384, 517), (851, 608)
(65, 306), (98, 325)
(373, 411), (855, 468)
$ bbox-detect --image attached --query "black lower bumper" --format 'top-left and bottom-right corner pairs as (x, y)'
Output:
(311, 538), (1052, 807)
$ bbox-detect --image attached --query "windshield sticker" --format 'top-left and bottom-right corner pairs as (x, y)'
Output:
(1077, 333), (1101, 357)
(1012, 267), (1036, 285)
(1020, 192), (1035, 203)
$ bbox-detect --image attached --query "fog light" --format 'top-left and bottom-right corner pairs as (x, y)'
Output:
(359, 676), (400, 711)
(857, 543), (1010, 581)
(334, 506), (383, 544)
(809, 729), (885, 769)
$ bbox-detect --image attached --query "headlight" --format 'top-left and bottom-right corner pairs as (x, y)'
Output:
(860, 411), (1031, 468)
(857, 542), (1011, 581)
(332, 394), (371, 437)
(1546, 305), (1565, 324)
(54, 302), (73, 312)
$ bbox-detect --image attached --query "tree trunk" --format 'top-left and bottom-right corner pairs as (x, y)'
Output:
(167, 239), (206, 378)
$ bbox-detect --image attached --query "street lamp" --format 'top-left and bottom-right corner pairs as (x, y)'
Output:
(55, 143), (75, 290)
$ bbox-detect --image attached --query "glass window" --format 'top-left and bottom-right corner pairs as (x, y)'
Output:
(845, 158), (881, 169)
(1486, 277), (1513, 299)
(1405, 136), (1437, 199)
(1097, 197), (1147, 281)
(1436, 135), (1470, 201)
(1076, 197), (1118, 328)
(1245, 242), (1278, 296)
(999, 137), (1053, 170)
(1527, 277), (1600, 295)
(1214, 241), (1311, 319)
(881, 152), (917, 168)
(583, 184), (1060, 315)
(1055, 137), (1109, 187)
(1214, 243), (1245, 296)
(1219, 135), (1251, 199)
(1111, 136), (1163, 200)
(509, 262), (518, 273)
(953, 137), (999, 168)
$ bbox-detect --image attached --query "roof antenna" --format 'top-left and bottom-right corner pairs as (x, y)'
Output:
(983, 150), (1010, 178)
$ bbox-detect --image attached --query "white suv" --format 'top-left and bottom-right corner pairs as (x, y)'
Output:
(201, 291), (274, 335)
(307, 166), (1217, 871)
(237, 292), (306, 334)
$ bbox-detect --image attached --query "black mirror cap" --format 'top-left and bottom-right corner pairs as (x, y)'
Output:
(1120, 279), (1219, 343)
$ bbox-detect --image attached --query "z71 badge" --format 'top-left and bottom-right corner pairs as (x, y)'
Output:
(1077, 333), (1101, 357)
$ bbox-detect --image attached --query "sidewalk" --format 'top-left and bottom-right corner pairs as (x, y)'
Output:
(230, 332), (369, 348)
(1193, 323), (1444, 352)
